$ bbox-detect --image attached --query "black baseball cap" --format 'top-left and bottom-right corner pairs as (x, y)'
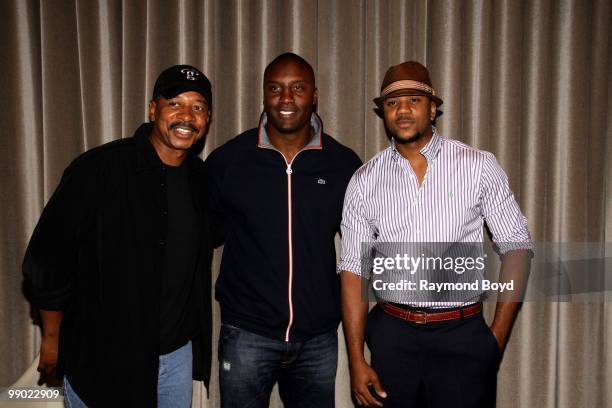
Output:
(152, 65), (212, 108)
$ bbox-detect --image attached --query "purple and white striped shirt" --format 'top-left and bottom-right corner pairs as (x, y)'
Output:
(338, 128), (532, 306)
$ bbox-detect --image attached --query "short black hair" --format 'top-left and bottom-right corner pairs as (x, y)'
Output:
(263, 52), (315, 85)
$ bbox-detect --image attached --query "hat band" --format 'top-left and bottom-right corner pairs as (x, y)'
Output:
(381, 80), (436, 98)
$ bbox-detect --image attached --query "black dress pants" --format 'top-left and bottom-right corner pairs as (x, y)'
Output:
(365, 304), (501, 408)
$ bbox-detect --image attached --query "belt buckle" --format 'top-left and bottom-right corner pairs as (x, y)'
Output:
(410, 310), (428, 324)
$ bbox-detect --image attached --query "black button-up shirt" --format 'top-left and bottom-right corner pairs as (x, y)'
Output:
(23, 123), (212, 407)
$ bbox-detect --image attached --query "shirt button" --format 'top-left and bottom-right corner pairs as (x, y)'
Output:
(159, 240), (165, 246)
(162, 210), (168, 215)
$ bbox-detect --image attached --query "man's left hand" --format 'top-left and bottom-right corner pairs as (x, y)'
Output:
(489, 324), (508, 352)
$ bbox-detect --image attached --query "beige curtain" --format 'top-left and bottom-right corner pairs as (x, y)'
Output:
(1, 0), (610, 407)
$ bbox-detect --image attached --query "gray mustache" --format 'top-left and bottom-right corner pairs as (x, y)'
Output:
(169, 121), (198, 132)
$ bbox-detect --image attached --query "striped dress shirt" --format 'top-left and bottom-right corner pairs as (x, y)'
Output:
(338, 128), (532, 307)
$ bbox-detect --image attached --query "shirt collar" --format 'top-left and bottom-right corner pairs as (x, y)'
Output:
(257, 112), (323, 150)
(420, 127), (443, 162)
(391, 126), (443, 163)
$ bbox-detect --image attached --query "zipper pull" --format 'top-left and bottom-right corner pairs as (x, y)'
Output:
(286, 163), (293, 175)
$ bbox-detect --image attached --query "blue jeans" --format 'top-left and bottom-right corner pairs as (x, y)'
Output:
(218, 325), (338, 408)
(157, 340), (193, 407)
(63, 377), (87, 408)
(63, 340), (192, 407)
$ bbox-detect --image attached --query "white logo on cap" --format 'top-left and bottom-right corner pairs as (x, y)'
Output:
(181, 68), (199, 81)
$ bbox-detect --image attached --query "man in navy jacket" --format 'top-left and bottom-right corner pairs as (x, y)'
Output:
(205, 53), (362, 407)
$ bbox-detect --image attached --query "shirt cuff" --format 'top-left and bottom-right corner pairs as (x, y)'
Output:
(337, 260), (364, 276)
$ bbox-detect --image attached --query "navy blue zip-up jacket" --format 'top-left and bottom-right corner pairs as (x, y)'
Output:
(205, 113), (362, 341)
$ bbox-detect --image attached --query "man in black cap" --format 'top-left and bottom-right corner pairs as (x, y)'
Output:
(339, 61), (532, 407)
(23, 65), (214, 407)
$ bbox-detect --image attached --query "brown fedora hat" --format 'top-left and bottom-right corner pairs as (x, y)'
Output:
(373, 61), (443, 108)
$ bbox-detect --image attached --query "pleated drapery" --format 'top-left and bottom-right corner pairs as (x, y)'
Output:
(0, 1), (610, 407)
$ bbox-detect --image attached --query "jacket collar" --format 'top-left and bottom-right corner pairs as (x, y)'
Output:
(257, 112), (323, 150)
(135, 123), (162, 172)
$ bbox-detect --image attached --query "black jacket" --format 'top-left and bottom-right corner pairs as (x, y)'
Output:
(205, 114), (362, 342)
(22, 123), (212, 407)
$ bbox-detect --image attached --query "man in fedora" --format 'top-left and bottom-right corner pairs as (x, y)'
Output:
(23, 65), (214, 407)
(339, 61), (532, 407)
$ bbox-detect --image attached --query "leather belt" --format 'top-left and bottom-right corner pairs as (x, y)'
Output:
(381, 302), (482, 324)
